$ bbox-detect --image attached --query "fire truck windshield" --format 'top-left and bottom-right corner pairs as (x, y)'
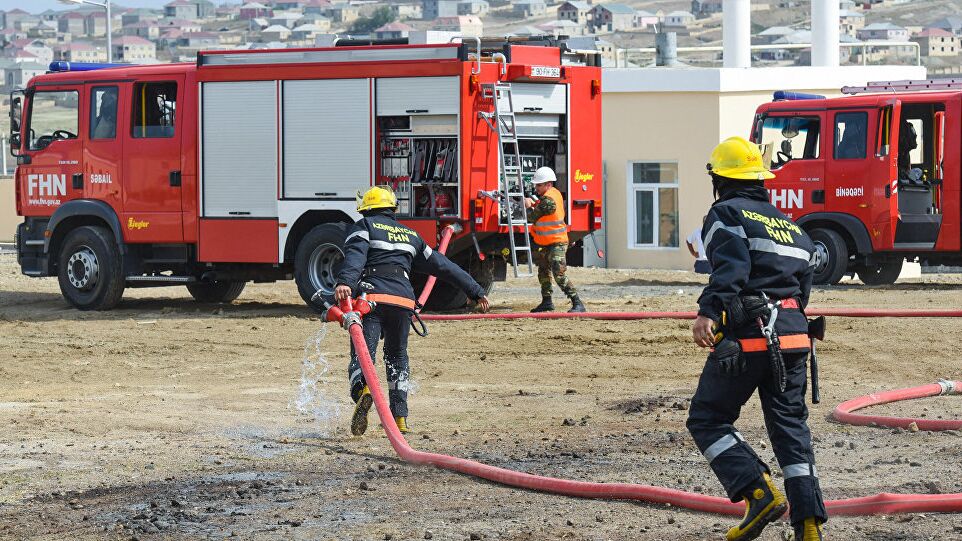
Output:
(27, 90), (79, 151)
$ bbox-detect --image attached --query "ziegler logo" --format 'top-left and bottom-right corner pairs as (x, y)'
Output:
(127, 218), (149, 230)
(836, 187), (864, 197)
(573, 169), (594, 183)
(90, 173), (111, 184)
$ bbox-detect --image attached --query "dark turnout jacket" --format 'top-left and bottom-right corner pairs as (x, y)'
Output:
(697, 184), (816, 341)
(336, 210), (485, 309)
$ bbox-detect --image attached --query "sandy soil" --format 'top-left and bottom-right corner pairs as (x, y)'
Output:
(1, 255), (961, 541)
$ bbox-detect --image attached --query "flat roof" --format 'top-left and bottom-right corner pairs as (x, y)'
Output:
(603, 65), (928, 93)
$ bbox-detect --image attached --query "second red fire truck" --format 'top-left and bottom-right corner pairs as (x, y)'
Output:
(8, 39), (602, 310)
(752, 82), (962, 285)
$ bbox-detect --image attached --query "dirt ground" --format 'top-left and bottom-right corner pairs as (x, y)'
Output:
(1, 254), (961, 541)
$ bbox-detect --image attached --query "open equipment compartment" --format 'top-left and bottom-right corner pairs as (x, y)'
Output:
(375, 76), (461, 219)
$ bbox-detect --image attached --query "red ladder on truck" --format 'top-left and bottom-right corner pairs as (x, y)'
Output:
(481, 82), (534, 278)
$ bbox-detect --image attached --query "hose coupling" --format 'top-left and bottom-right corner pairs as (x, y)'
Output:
(937, 379), (958, 395)
(341, 311), (362, 329)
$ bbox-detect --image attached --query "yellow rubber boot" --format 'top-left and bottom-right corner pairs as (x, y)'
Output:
(394, 416), (411, 434)
(725, 473), (788, 541)
(351, 386), (373, 436)
(794, 518), (825, 541)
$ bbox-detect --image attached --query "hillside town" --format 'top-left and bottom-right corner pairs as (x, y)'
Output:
(1, 0), (961, 93)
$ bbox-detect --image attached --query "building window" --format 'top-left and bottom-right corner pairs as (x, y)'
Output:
(628, 161), (679, 249)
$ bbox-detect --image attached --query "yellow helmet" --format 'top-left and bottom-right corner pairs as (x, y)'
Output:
(357, 186), (397, 212)
(708, 136), (775, 181)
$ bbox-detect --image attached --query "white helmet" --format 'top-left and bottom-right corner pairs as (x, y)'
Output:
(530, 166), (557, 185)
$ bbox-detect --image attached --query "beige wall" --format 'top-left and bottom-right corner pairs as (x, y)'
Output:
(603, 87), (846, 270)
(0, 177), (16, 242)
(603, 91), (720, 270)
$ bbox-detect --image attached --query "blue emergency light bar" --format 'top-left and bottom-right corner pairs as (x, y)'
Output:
(48, 61), (129, 73)
(773, 91), (826, 101)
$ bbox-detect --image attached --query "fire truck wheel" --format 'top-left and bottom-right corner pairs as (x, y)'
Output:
(424, 281), (469, 312)
(856, 258), (903, 286)
(295, 223), (347, 313)
(186, 281), (246, 303)
(809, 228), (848, 286)
(57, 225), (125, 311)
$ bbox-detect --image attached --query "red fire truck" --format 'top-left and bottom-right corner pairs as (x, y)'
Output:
(7, 40), (602, 310)
(751, 82), (960, 285)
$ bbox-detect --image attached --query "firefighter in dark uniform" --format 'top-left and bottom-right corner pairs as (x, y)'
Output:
(335, 186), (490, 436)
(687, 137), (827, 541)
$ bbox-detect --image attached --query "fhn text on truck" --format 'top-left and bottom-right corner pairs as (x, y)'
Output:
(8, 41), (603, 311)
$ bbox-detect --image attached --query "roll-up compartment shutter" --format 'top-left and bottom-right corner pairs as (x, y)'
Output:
(283, 78), (372, 199)
(515, 114), (561, 139)
(502, 83), (566, 115)
(376, 76), (459, 116)
(202, 81), (278, 218)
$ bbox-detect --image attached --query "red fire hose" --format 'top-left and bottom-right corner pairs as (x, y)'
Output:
(421, 309), (962, 321)
(325, 298), (962, 517)
(415, 223), (460, 311)
(833, 380), (962, 431)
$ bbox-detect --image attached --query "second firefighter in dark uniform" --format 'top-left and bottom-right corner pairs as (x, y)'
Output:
(335, 186), (490, 436)
(687, 137), (827, 541)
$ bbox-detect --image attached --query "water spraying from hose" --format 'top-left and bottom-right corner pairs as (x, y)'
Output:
(291, 325), (342, 436)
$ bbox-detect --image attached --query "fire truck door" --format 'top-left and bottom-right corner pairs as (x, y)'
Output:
(122, 75), (185, 243)
(825, 109), (873, 231)
(84, 84), (123, 214)
(19, 85), (84, 216)
(872, 100), (903, 248)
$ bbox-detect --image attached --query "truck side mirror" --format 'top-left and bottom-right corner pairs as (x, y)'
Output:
(8, 94), (22, 156)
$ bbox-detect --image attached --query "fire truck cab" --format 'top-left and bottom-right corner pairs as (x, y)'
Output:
(8, 40), (602, 311)
(751, 83), (960, 285)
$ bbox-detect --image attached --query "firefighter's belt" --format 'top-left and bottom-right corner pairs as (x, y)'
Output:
(366, 293), (416, 310)
(362, 265), (409, 279)
(739, 334), (809, 352)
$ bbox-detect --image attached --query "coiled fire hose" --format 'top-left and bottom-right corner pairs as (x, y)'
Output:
(322, 296), (962, 517)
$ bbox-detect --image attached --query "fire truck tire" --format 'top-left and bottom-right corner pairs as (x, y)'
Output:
(856, 258), (903, 286)
(186, 281), (246, 303)
(294, 223), (348, 312)
(57, 226), (125, 311)
(809, 228), (848, 285)
(424, 281), (469, 312)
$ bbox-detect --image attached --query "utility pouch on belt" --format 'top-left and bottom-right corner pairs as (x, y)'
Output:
(730, 295), (787, 392)
(709, 337), (746, 376)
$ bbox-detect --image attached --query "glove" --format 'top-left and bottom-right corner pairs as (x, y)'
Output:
(710, 337), (746, 376)
(728, 296), (771, 328)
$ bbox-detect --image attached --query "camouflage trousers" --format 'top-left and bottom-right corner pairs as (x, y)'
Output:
(534, 243), (578, 300)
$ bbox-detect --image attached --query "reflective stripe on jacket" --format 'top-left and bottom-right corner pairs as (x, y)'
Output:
(531, 187), (569, 246)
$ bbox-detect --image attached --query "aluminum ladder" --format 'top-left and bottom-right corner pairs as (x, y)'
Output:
(481, 82), (534, 278)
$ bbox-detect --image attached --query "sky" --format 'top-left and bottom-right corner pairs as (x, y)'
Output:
(1, 1), (241, 13)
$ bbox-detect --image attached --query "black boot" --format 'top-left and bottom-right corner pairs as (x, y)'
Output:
(530, 296), (554, 313)
(568, 296), (586, 313)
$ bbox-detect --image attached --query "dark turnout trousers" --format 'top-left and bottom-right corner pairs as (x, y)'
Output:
(686, 350), (827, 525)
(348, 304), (411, 418)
